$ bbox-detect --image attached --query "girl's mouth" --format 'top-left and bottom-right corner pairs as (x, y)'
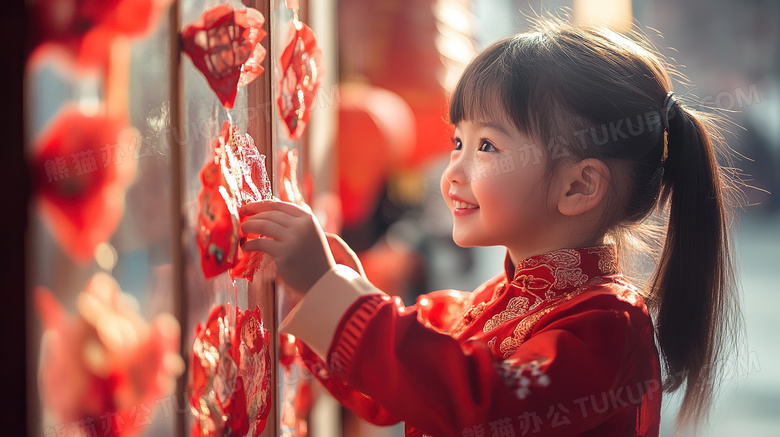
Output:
(452, 199), (479, 216)
(453, 200), (478, 210)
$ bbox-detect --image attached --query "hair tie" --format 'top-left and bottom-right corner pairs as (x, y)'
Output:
(661, 91), (677, 132)
(660, 91), (677, 164)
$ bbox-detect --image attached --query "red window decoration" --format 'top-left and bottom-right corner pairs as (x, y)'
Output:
(182, 5), (267, 109)
(197, 122), (273, 280)
(31, 107), (137, 262)
(278, 19), (323, 140)
(235, 307), (273, 437)
(190, 305), (271, 437)
(277, 147), (305, 205)
(34, 274), (183, 437)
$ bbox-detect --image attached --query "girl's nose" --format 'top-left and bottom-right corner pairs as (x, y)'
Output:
(443, 154), (466, 185)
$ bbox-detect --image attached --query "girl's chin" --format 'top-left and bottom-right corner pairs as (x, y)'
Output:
(451, 232), (479, 248)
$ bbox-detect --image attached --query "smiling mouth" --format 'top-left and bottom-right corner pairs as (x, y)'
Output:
(453, 200), (478, 209)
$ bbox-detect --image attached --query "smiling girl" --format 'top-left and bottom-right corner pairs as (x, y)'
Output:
(240, 18), (742, 437)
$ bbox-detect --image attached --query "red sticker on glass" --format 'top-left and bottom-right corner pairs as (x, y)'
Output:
(182, 5), (267, 108)
(190, 305), (271, 437)
(278, 20), (323, 140)
(196, 122), (272, 280)
(235, 307), (272, 437)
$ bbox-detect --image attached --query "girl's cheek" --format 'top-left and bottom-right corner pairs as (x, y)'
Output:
(440, 174), (451, 204)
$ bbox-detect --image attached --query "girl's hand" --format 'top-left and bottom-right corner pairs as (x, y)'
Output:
(240, 200), (335, 293)
(325, 232), (366, 279)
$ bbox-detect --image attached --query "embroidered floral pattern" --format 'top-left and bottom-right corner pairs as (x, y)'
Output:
(483, 296), (530, 333)
(516, 249), (590, 290)
(499, 277), (604, 358)
(497, 358), (551, 400)
(456, 246), (620, 356)
(588, 246), (620, 275)
(552, 266), (588, 290)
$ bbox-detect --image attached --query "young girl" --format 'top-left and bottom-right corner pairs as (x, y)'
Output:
(240, 19), (741, 437)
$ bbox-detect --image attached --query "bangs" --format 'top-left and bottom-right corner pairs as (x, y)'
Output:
(449, 35), (552, 141)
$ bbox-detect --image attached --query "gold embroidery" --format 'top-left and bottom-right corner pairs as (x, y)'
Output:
(483, 295), (530, 333)
(510, 274), (551, 292)
(519, 249), (579, 270)
(499, 305), (559, 358)
(589, 246), (620, 274)
(552, 267), (588, 290)
(513, 249), (589, 290)
(499, 277), (602, 358)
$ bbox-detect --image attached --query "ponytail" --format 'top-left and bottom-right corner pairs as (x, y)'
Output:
(652, 102), (741, 430)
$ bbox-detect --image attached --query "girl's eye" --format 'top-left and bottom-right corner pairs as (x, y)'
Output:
(479, 140), (497, 152)
(451, 137), (462, 151)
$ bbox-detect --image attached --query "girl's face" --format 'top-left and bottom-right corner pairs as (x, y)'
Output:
(441, 118), (560, 260)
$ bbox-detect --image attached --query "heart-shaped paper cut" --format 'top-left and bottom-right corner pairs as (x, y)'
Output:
(182, 6), (267, 109)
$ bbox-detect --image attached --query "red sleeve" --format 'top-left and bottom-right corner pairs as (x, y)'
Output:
(322, 292), (660, 436)
(295, 295), (401, 426)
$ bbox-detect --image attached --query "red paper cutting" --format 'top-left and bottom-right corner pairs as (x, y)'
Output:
(278, 20), (323, 140)
(189, 305), (246, 437)
(235, 307), (272, 437)
(31, 106), (137, 262)
(182, 5), (267, 109)
(197, 122), (273, 280)
(190, 305), (271, 437)
(197, 157), (239, 278)
(35, 274), (183, 437)
(278, 147), (305, 205)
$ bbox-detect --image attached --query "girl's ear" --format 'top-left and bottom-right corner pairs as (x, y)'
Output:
(557, 158), (610, 216)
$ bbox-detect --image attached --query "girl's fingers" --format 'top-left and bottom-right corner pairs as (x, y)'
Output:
(241, 219), (288, 240)
(241, 210), (293, 227)
(241, 235), (283, 255)
(241, 200), (306, 217)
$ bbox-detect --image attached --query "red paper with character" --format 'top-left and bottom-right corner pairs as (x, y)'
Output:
(278, 20), (323, 140)
(196, 121), (272, 280)
(181, 5), (267, 109)
(189, 305), (271, 437)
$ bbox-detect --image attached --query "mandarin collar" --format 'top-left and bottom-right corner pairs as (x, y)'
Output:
(503, 245), (620, 292)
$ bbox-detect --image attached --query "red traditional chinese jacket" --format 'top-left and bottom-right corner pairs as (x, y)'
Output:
(280, 245), (662, 436)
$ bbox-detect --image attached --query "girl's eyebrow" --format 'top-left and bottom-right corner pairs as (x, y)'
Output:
(476, 121), (511, 137)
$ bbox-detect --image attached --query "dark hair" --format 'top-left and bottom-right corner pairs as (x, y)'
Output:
(450, 18), (743, 431)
